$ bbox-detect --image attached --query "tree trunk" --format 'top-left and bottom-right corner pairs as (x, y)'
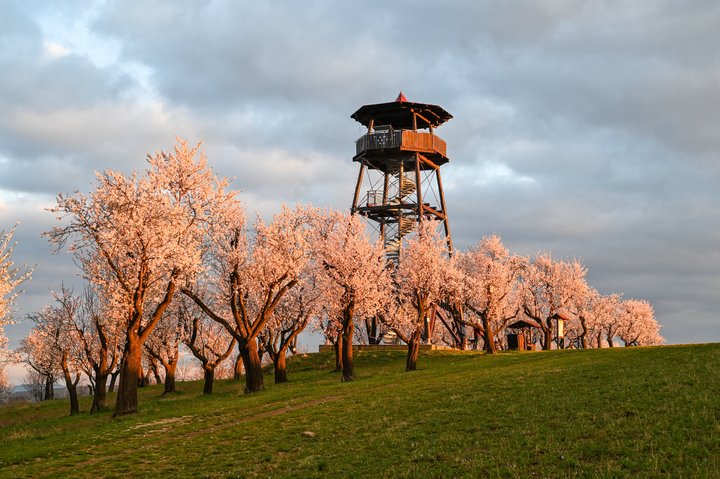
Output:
(114, 336), (142, 417)
(366, 316), (381, 344)
(542, 321), (553, 350)
(472, 326), (482, 350)
(274, 350), (288, 384)
(608, 337), (615, 347)
(151, 360), (163, 385)
(482, 315), (496, 355)
(233, 353), (243, 381)
(138, 361), (148, 388)
(66, 380), (80, 416)
(108, 369), (120, 393)
(162, 360), (177, 395)
(458, 323), (468, 350)
(579, 317), (588, 349)
(333, 336), (343, 373)
(341, 320), (354, 381)
(62, 365), (80, 416)
(44, 375), (55, 401)
(91, 372), (108, 413)
(203, 367), (215, 395)
(257, 338), (266, 366)
(240, 338), (264, 393)
(406, 329), (422, 371)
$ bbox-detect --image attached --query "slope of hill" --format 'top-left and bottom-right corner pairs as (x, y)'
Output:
(0, 344), (718, 478)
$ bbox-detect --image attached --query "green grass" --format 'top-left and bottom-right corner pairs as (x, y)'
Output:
(1, 344), (719, 478)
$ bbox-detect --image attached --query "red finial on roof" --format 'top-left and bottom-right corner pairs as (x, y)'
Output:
(395, 91), (407, 102)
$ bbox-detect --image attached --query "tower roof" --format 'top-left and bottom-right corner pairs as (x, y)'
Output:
(351, 94), (452, 130)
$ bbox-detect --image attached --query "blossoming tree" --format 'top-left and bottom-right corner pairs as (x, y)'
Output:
(24, 287), (84, 415)
(458, 235), (522, 354)
(310, 211), (390, 380)
(69, 285), (123, 412)
(386, 221), (457, 370)
(1, 225), (32, 361)
(179, 296), (236, 395)
(182, 204), (313, 393)
(521, 252), (589, 350)
(19, 328), (60, 401)
(144, 311), (185, 395)
(575, 289), (620, 348)
(46, 140), (233, 416)
(618, 299), (663, 346)
(260, 273), (322, 383)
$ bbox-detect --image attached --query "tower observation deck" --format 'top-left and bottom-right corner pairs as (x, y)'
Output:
(350, 93), (453, 261)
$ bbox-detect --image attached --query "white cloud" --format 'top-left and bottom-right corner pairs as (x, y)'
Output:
(42, 40), (70, 58)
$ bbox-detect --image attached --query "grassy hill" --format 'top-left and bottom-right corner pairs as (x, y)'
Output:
(1, 344), (718, 478)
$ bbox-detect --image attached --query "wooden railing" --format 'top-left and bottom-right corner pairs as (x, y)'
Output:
(355, 130), (446, 157)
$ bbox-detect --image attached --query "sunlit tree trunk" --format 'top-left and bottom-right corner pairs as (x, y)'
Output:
(333, 335), (343, 373)
(406, 329), (422, 371)
(341, 306), (355, 381)
(162, 359), (177, 395)
(233, 352), (243, 380)
(542, 318), (553, 350)
(579, 317), (589, 349)
(482, 313), (496, 354)
(240, 338), (264, 393)
(114, 334), (141, 417)
(274, 350), (288, 384)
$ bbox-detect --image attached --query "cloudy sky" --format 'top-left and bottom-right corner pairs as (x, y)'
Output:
(2, 0), (719, 374)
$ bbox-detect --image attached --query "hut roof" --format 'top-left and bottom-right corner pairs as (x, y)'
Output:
(507, 319), (542, 330)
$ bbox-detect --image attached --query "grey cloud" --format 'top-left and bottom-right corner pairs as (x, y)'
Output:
(93, 1), (402, 108)
(1, 200), (78, 352)
(0, 2), (142, 197)
(0, 3), (131, 114)
(1, 0), (719, 350)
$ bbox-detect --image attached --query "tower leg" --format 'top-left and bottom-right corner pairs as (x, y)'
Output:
(415, 153), (423, 222)
(351, 161), (366, 213)
(380, 171), (390, 243)
(435, 168), (453, 254)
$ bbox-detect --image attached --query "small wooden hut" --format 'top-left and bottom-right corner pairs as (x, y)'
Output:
(506, 318), (542, 351)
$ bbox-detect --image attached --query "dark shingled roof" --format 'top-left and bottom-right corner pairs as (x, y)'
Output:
(351, 95), (452, 130)
(507, 319), (542, 330)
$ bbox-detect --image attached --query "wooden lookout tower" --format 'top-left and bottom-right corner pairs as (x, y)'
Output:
(350, 93), (453, 261)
